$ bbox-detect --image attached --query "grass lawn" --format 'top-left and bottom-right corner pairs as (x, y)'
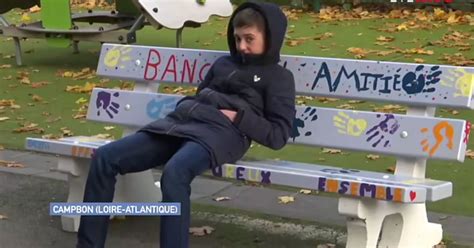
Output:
(0, 7), (473, 217)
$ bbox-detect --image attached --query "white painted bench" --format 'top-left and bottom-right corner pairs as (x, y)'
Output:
(26, 44), (473, 247)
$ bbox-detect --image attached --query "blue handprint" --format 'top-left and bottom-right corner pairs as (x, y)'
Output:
(290, 107), (318, 142)
(96, 91), (120, 119)
(365, 113), (400, 148)
(402, 65), (441, 94)
(146, 97), (178, 120)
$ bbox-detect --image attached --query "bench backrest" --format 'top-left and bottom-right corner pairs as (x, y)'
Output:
(91, 44), (472, 165)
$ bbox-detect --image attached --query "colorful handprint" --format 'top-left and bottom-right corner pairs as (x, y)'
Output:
(402, 65), (441, 94)
(146, 97), (177, 119)
(96, 91), (120, 119)
(420, 121), (454, 156)
(290, 107), (318, 141)
(103, 46), (132, 69)
(333, 111), (367, 136)
(441, 68), (474, 98)
(365, 114), (400, 148)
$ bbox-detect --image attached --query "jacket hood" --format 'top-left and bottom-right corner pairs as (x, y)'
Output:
(227, 1), (287, 65)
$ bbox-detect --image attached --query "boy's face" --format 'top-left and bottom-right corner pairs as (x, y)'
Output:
(233, 25), (265, 56)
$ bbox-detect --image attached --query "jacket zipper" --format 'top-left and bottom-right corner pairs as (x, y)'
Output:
(166, 125), (176, 135)
(226, 70), (237, 81)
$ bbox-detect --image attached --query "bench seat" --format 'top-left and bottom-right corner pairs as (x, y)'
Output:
(26, 136), (452, 203)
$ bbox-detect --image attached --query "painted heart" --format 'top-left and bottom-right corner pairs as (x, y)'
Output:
(253, 75), (261, 82)
(410, 191), (416, 201)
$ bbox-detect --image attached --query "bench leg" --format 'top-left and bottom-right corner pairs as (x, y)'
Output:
(339, 197), (442, 248)
(56, 157), (162, 232)
(72, 40), (79, 54)
(57, 157), (90, 232)
(14, 37), (23, 66)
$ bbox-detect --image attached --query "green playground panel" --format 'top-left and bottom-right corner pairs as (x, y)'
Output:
(40, 0), (72, 47)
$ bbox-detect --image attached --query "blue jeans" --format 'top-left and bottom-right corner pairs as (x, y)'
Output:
(76, 132), (212, 248)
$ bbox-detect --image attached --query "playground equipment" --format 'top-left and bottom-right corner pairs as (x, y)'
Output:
(0, 0), (233, 65)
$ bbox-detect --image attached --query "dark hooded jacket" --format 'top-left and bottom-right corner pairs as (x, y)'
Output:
(140, 1), (296, 168)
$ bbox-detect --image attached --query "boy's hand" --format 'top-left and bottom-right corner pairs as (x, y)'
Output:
(220, 109), (237, 122)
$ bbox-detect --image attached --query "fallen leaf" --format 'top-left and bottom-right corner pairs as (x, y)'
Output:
(313, 32), (333, 40)
(21, 13), (31, 23)
(447, 13), (460, 24)
(73, 113), (87, 119)
(414, 58), (425, 63)
(19, 77), (31, 85)
(13, 123), (44, 134)
(0, 117), (10, 122)
(91, 133), (113, 139)
(373, 104), (405, 113)
(347, 100), (365, 104)
(75, 97), (88, 105)
(189, 226), (214, 236)
(278, 196), (295, 204)
(0, 64), (12, 69)
(376, 36), (395, 42)
(0, 214), (8, 220)
(466, 149), (474, 159)
(286, 39), (304, 47)
(0, 160), (24, 168)
(322, 148), (342, 154)
(396, 23), (408, 31)
(366, 154), (380, 160)
(60, 127), (74, 137)
(41, 134), (61, 140)
(347, 47), (369, 59)
(317, 97), (338, 103)
(29, 5), (41, 13)
(31, 81), (49, 88)
(62, 71), (74, 77)
(31, 95), (43, 102)
(401, 48), (434, 55)
(387, 166), (395, 173)
(213, 196), (231, 202)
(3, 75), (13, 80)
(299, 189), (312, 195)
(0, 99), (15, 107)
(376, 50), (395, 56)
(336, 104), (355, 110)
(66, 82), (97, 93)
(45, 116), (62, 123)
(104, 126), (115, 131)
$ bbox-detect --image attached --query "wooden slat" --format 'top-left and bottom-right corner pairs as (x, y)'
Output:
(86, 88), (469, 161)
(97, 44), (474, 109)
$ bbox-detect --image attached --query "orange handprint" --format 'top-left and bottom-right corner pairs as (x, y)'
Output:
(420, 121), (454, 157)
